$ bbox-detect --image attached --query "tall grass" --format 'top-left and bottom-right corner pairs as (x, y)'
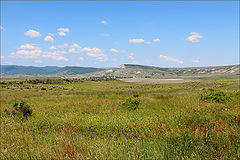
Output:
(0, 79), (239, 159)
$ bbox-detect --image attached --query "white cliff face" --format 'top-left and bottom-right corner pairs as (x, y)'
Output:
(106, 69), (113, 73)
(118, 64), (126, 69)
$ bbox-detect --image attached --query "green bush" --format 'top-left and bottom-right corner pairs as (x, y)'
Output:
(200, 91), (231, 103)
(122, 98), (140, 110)
(5, 102), (33, 120)
(41, 87), (47, 90)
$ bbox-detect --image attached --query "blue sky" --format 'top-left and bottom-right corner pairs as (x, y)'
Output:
(1, 1), (239, 68)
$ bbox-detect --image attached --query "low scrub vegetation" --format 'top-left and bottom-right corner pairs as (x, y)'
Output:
(122, 97), (140, 110)
(4, 101), (33, 120)
(200, 91), (231, 103)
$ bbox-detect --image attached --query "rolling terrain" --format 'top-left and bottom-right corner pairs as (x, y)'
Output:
(1, 64), (239, 79)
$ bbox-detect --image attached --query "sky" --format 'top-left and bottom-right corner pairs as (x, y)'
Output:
(1, 1), (239, 68)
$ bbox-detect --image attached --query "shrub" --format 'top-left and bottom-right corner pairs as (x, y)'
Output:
(41, 87), (47, 90)
(5, 102), (33, 120)
(200, 91), (231, 103)
(122, 98), (140, 110)
(133, 94), (139, 98)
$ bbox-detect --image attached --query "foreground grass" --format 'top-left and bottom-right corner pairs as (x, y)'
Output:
(0, 79), (240, 159)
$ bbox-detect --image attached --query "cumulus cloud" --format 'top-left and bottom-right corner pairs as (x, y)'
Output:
(58, 28), (69, 32)
(82, 47), (101, 53)
(86, 50), (107, 62)
(192, 60), (200, 63)
(100, 20), (108, 25)
(109, 48), (120, 53)
(152, 38), (160, 42)
(71, 43), (81, 49)
(159, 54), (183, 64)
(10, 44), (68, 61)
(20, 44), (41, 50)
(24, 29), (41, 37)
(186, 32), (203, 43)
(42, 53), (68, 61)
(57, 28), (69, 36)
(58, 32), (67, 36)
(129, 39), (145, 43)
(9, 49), (42, 59)
(49, 46), (57, 50)
(44, 35), (54, 42)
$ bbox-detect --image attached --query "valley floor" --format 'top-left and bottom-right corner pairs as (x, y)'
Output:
(0, 78), (239, 159)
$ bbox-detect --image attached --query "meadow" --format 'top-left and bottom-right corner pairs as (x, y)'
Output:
(0, 78), (239, 159)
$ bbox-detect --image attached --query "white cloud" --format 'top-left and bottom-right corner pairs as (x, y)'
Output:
(192, 60), (200, 63)
(79, 57), (84, 61)
(82, 47), (101, 53)
(16, 49), (42, 56)
(0, 56), (4, 59)
(44, 35), (54, 42)
(57, 28), (69, 36)
(20, 44), (41, 50)
(24, 29), (41, 37)
(129, 39), (145, 43)
(71, 43), (81, 48)
(34, 60), (43, 63)
(42, 54), (68, 61)
(109, 48), (120, 53)
(49, 46), (57, 50)
(186, 32), (203, 43)
(69, 48), (77, 53)
(128, 52), (134, 59)
(58, 28), (69, 32)
(58, 32), (67, 36)
(87, 51), (107, 62)
(42, 51), (68, 61)
(87, 52), (98, 57)
(152, 38), (160, 42)
(100, 20), (108, 25)
(159, 54), (183, 64)
(9, 49), (41, 59)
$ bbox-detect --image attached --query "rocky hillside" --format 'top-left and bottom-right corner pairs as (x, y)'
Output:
(72, 64), (240, 79)
(1, 64), (239, 79)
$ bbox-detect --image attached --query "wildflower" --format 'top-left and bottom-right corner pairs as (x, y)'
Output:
(234, 130), (237, 132)
(219, 121), (222, 124)
(112, 108), (114, 110)
(116, 109), (119, 110)
(134, 125), (136, 128)
(208, 124), (211, 126)
(230, 131), (233, 133)
(137, 119), (139, 120)
(133, 120), (135, 122)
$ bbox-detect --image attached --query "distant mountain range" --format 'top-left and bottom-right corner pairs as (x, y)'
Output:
(0, 64), (239, 79)
(0, 65), (104, 77)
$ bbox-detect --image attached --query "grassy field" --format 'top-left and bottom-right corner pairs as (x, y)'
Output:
(0, 78), (239, 159)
